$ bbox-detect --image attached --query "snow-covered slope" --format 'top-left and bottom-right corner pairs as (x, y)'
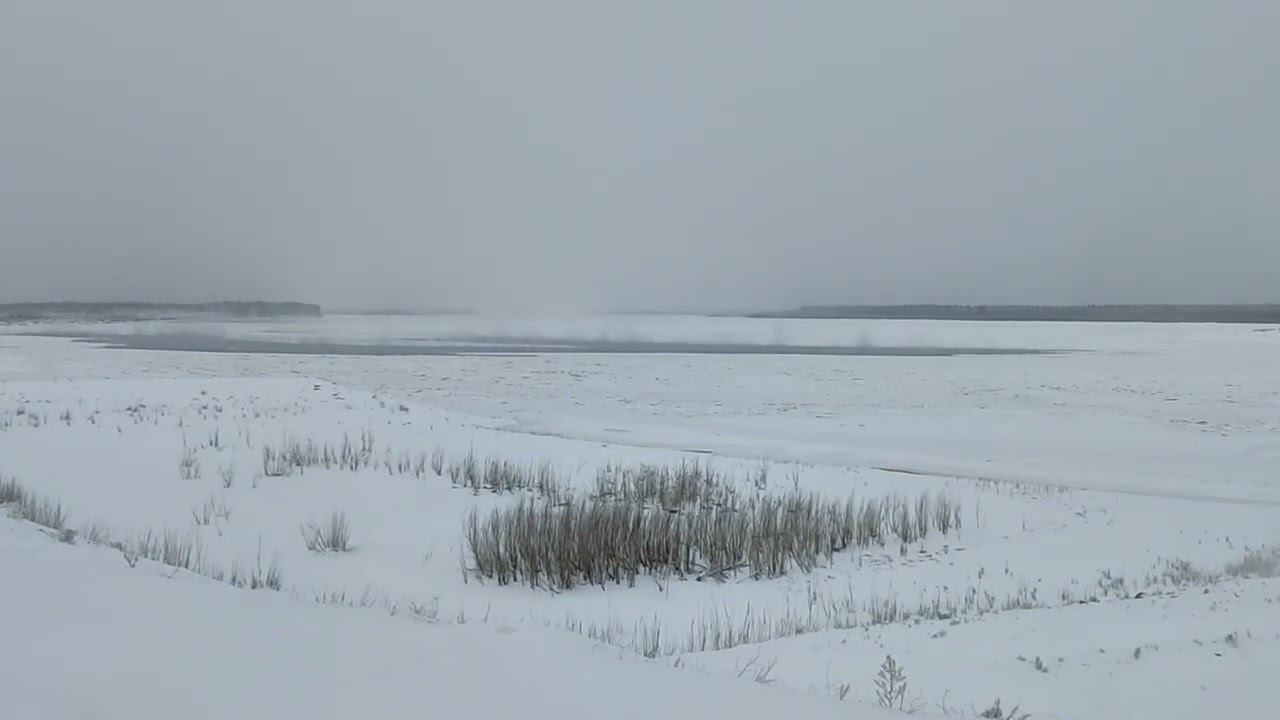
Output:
(1, 518), (900, 720)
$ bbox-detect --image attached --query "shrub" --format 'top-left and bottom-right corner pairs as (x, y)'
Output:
(874, 655), (907, 711)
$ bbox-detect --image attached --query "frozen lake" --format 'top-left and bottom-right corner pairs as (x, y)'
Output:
(35, 331), (1050, 357)
(15, 313), (1066, 354)
(5, 314), (1280, 503)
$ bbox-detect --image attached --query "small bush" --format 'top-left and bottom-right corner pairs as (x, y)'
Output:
(874, 655), (907, 711)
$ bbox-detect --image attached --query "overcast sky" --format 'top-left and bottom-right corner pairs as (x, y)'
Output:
(2, 1), (1277, 312)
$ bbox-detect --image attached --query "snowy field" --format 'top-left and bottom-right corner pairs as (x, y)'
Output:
(2, 316), (1278, 719)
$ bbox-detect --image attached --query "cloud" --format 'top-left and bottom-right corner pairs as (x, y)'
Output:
(2, 1), (1277, 311)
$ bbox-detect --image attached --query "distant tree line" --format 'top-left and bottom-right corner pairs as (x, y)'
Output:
(750, 304), (1280, 324)
(0, 301), (322, 321)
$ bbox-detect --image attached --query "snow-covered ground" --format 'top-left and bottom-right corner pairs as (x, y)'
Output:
(2, 518), (896, 720)
(2, 317), (1277, 718)
(9, 315), (1280, 503)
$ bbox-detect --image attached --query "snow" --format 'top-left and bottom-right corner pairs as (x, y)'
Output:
(2, 317), (1278, 718)
(10, 316), (1280, 503)
(692, 576), (1280, 718)
(0, 518), (895, 720)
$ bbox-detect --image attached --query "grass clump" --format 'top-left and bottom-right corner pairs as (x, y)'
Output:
(262, 431), (376, 477)
(131, 529), (206, 572)
(0, 476), (26, 505)
(190, 496), (231, 526)
(430, 447), (445, 477)
(0, 476), (285, 593)
(465, 467), (962, 591)
(13, 492), (67, 531)
(1225, 547), (1280, 579)
(445, 452), (562, 499)
(178, 445), (202, 480)
(980, 699), (1031, 719)
(302, 511), (352, 553)
(229, 542), (284, 590)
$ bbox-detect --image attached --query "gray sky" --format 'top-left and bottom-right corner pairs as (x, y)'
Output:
(2, 1), (1277, 312)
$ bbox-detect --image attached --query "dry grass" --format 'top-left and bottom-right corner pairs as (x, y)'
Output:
(1, 475), (284, 592)
(302, 511), (352, 553)
(430, 447), (445, 477)
(1225, 547), (1280, 579)
(466, 477), (962, 590)
(445, 453), (562, 499)
(0, 475), (25, 505)
(562, 581), (1020, 657)
(217, 464), (237, 488)
(178, 445), (202, 480)
(191, 496), (232, 526)
(228, 542), (284, 590)
(12, 491), (67, 531)
(133, 529), (205, 572)
(255, 436), (575, 506)
(262, 431), (376, 477)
